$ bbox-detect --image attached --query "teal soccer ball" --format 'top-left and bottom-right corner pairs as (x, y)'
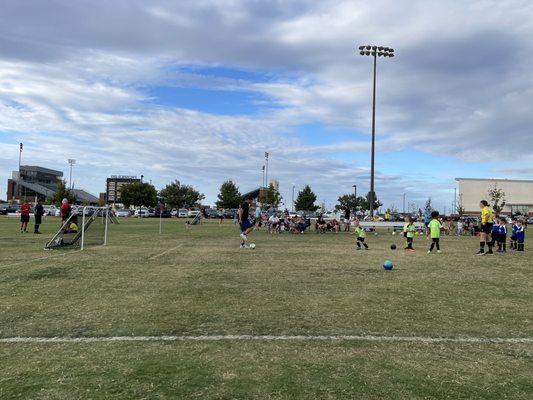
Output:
(383, 260), (394, 270)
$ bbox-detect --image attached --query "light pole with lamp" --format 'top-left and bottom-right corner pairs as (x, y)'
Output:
(292, 184), (296, 212)
(138, 174), (144, 219)
(358, 44), (394, 217)
(68, 159), (76, 190)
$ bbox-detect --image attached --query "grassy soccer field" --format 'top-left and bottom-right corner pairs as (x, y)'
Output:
(0, 215), (532, 399)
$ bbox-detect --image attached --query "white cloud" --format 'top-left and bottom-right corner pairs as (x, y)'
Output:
(1, 0), (532, 209)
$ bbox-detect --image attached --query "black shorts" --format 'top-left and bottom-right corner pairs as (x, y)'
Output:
(20, 214), (30, 223)
(481, 223), (493, 234)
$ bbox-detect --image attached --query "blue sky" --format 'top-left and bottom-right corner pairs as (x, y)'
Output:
(0, 0), (532, 211)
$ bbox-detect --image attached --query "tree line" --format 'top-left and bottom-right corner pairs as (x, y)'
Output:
(48, 178), (383, 213)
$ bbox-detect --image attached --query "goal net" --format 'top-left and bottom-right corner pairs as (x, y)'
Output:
(45, 207), (110, 250)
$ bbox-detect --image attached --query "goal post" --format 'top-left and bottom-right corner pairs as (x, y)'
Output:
(45, 206), (110, 250)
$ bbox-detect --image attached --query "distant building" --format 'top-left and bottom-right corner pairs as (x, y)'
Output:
(6, 165), (99, 204)
(106, 175), (140, 204)
(7, 165), (63, 201)
(456, 178), (533, 216)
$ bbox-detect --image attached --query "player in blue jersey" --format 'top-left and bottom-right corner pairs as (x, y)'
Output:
(497, 219), (507, 253)
(510, 218), (518, 250)
(516, 219), (525, 252)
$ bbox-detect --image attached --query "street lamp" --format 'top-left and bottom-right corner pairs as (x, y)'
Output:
(264, 152), (270, 187)
(358, 45), (394, 217)
(292, 184), (296, 211)
(68, 159), (76, 190)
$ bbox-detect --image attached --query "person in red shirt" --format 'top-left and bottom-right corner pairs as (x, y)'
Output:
(20, 200), (31, 233)
(60, 198), (71, 226)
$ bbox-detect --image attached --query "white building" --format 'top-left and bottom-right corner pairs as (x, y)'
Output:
(455, 178), (533, 216)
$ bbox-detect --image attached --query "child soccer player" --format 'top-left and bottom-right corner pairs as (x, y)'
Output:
(404, 217), (416, 251)
(354, 223), (369, 250)
(510, 218), (518, 250)
(427, 211), (442, 254)
(497, 218), (507, 253)
(238, 196), (255, 248)
(516, 219), (525, 252)
(491, 217), (500, 252)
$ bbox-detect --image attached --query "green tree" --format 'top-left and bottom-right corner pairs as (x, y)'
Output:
(48, 180), (76, 205)
(294, 185), (319, 211)
(260, 182), (282, 208)
(216, 180), (241, 209)
(159, 180), (205, 208)
(358, 191), (382, 212)
(335, 194), (366, 211)
(120, 182), (158, 208)
(488, 184), (506, 214)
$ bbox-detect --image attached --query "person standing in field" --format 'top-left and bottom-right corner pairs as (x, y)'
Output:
(255, 204), (262, 228)
(403, 216), (416, 251)
(476, 200), (494, 256)
(343, 206), (351, 232)
(60, 198), (71, 226)
(427, 211), (442, 254)
(238, 196), (254, 248)
(19, 200), (31, 233)
(34, 199), (44, 234)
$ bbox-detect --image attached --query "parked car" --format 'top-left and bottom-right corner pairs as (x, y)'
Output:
(115, 209), (131, 217)
(222, 209), (236, 219)
(43, 205), (58, 216)
(0, 204), (19, 215)
(527, 217), (533, 225)
(178, 208), (189, 218)
(187, 208), (201, 218)
(170, 209), (178, 217)
(154, 209), (172, 218)
(205, 208), (222, 218)
(134, 208), (150, 218)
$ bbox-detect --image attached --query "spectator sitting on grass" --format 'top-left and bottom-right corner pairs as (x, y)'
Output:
(268, 213), (280, 234)
(316, 214), (327, 233)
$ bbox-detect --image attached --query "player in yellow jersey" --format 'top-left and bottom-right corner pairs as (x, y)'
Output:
(477, 200), (494, 256)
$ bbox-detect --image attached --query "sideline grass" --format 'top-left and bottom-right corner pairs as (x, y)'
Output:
(0, 215), (532, 398)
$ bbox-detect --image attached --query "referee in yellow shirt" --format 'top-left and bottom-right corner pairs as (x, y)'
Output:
(477, 200), (494, 256)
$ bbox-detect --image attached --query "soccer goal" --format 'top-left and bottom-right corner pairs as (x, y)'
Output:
(45, 206), (110, 250)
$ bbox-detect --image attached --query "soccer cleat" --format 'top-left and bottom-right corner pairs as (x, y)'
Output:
(437, 250), (441, 254)
(427, 250), (431, 254)
(240, 244), (245, 249)
(486, 252), (494, 256)
(475, 250), (485, 256)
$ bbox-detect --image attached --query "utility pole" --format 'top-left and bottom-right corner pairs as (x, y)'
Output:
(403, 193), (406, 213)
(17, 143), (23, 200)
(262, 165), (265, 187)
(264, 152), (269, 187)
(292, 184), (295, 211)
(68, 159), (76, 190)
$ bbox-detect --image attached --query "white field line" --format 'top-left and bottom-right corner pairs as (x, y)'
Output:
(148, 244), (183, 260)
(1, 335), (532, 344)
(0, 249), (84, 269)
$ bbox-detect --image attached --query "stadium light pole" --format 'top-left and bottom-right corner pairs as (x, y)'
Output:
(68, 159), (76, 190)
(292, 184), (296, 211)
(264, 152), (269, 187)
(358, 45), (394, 217)
(352, 184), (357, 212)
(17, 143), (23, 200)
